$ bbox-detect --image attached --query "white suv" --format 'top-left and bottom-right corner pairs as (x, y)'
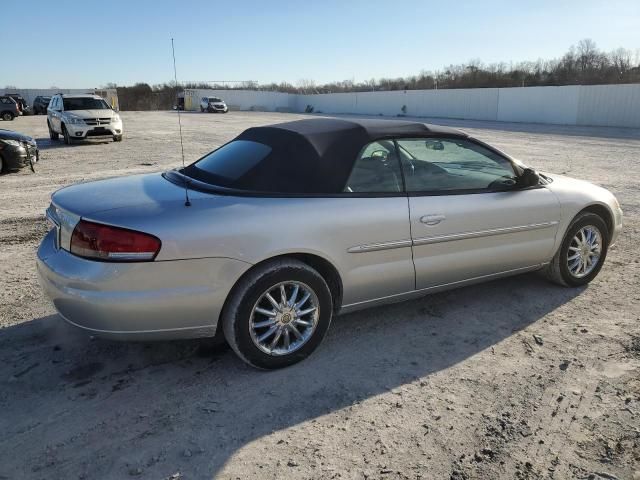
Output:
(199, 96), (228, 113)
(47, 94), (123, 144)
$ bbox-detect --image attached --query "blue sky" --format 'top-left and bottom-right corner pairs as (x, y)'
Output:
(2, 0), (639, 88)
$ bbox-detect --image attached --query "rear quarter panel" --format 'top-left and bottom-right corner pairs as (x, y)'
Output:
(86, 195), (415, 306)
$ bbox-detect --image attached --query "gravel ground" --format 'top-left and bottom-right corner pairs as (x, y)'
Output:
(0, 111), (639, 480)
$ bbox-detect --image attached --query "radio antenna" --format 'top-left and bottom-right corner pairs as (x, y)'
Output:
(171, 37), (191, 207)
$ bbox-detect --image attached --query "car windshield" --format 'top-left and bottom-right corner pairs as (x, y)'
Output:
(210, 98), (222, 103)
(63, 97), (110, 110)
(40, 97), (51, 102)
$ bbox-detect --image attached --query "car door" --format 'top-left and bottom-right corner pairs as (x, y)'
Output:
(339, 140), (415, 305)
(396, 137), (561, 290)
(49, 97), (61, 131)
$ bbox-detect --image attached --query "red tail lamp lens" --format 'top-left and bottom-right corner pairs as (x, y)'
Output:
(70, 220), (161, 261)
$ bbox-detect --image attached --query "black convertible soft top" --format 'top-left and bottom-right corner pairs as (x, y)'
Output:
(183, 118), (467, 194)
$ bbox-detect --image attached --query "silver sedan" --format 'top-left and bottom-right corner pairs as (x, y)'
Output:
(37, 118), (623, 369)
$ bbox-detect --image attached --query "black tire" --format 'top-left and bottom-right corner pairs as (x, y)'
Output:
(62, 124), (73, 145)
(48, 121), (59, 140)
(200, 106), (204, 112)
(543, 212), (609, 287)
(113, 135), (123, 142)
(1, 111), (14, 121)
(222, 259), (333, 369)
(0, 154), (4, 173)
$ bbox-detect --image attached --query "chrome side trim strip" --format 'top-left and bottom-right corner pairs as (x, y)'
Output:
(340, 264), (543, 313)
(412, 221), (558, 246)
(347, 239), (413, 253)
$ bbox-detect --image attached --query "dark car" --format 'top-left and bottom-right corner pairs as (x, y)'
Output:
(0, 96), (20, 121)
(0, 129), (38, 173)
(6, 94), (31, 115)
(33, 96), (52, 115)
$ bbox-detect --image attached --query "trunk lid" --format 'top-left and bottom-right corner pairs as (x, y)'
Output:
(51, 173), (204, 217)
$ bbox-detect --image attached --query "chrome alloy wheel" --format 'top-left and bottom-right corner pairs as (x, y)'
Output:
(567, 225), (602, 278)
(249, 281), (319, 356)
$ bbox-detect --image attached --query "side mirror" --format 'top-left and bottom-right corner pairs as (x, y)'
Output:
(425, 139), (444, 150)
(370, 150), (389, 160)
(518, 168), (540, 188)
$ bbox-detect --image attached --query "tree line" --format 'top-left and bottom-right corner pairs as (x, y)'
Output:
(109, 39), (639, 110)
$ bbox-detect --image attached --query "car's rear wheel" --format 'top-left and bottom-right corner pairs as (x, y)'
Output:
(48, 121), (59, 140)
(2, 112), (14, 121)
(544, 212), (609, 287)
(222, 259), (333, 369)
(62, 125), (73, 145)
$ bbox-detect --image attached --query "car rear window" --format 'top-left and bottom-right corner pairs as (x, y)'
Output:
(184, 140), (272, 185)
(181, 125), (361, 194)
(192, 140), (271, 186)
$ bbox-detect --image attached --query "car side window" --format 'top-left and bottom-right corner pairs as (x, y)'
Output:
(396, 138), (517, 193)
(344, 141), (403, 193)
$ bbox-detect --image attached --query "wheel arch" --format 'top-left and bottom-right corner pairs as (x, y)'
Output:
(578, 203), (614, 240)
(215, 252), (344, 335)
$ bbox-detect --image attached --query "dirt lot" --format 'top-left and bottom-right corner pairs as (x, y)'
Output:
(1, 111), (639, 480)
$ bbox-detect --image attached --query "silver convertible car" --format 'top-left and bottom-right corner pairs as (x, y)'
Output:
(38, 118), (623, 369)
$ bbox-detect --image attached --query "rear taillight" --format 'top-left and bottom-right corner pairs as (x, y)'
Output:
(70, 220), (161, 262)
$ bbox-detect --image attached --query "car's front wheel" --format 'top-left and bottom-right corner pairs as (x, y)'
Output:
(62, 125), (73, 145)
(2, 112), (14, 121)
(48, 121), (59, 140)
(222, 259), (333, 369)
(544, 212), (609, 287)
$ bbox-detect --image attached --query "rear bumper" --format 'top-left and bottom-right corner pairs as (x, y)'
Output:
(37, 229), (250, 340)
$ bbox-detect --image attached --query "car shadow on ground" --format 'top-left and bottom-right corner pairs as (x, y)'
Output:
(0, 273), (585, 479)
(34, 137), (113, 150)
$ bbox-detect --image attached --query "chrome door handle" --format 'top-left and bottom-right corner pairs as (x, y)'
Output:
(420, 214), (446, 225)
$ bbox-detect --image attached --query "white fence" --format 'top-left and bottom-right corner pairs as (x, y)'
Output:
(10, 84), (637, 127)
(183, 89), (296, 112)
(183, 84), (640, 128)
(296, 84), (640, 128)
